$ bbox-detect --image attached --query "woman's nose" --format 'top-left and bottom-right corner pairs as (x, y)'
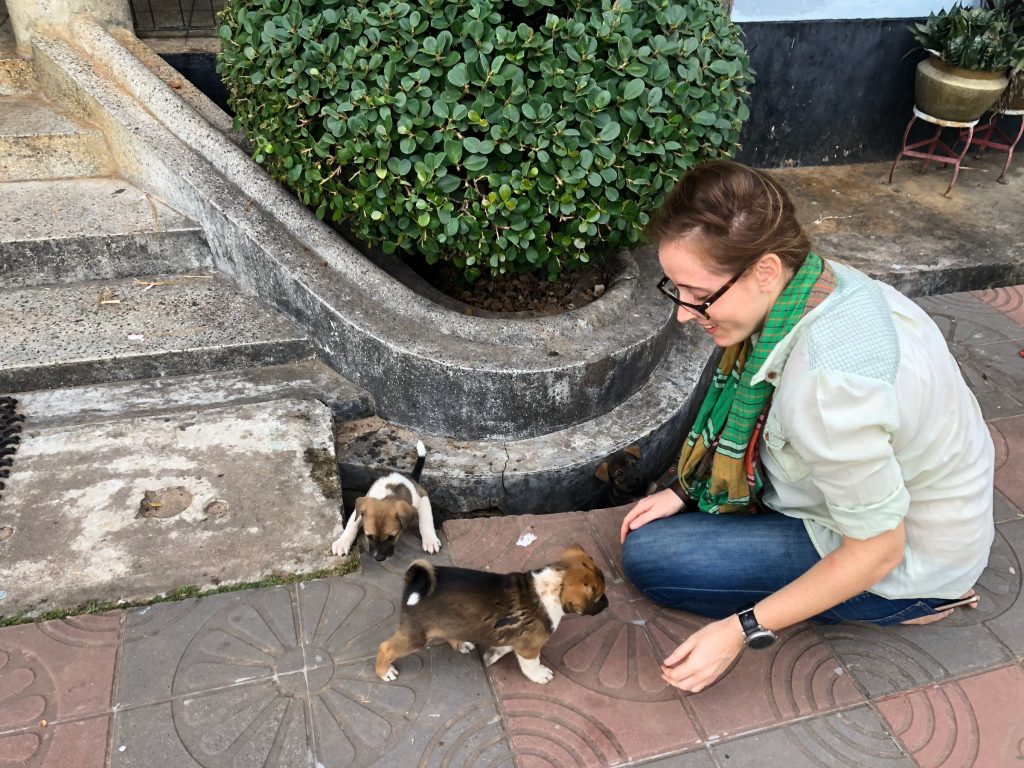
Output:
(677, 307), (697, 324)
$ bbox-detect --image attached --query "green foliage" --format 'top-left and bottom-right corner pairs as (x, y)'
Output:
(910, 2), (1022, 72)
(217, 0), (754, 281)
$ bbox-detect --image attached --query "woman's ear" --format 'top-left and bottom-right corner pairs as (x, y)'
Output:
(753, 253), (785, 292)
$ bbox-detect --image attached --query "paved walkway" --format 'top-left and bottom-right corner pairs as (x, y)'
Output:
(0, 283), (1021, 767)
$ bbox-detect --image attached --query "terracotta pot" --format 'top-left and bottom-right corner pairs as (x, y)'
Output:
(915, 55), (1008, 122)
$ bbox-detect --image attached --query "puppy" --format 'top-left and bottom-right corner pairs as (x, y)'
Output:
(595, 445), (656, 506)
(331, 440), (441, 560)
(375, 544), (609, 684)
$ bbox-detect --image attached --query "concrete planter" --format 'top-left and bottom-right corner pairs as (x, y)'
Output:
(915, 55), (1008, 122)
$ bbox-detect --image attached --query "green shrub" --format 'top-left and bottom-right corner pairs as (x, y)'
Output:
(218, 0), (753, 281)
(910, 2), (1021, 72)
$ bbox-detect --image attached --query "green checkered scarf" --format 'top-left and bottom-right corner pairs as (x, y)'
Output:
(677, 252), (836, 513)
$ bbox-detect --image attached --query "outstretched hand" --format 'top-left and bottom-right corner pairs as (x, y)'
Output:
(661, 616), (746, 693)
(619, 488), (685, 544)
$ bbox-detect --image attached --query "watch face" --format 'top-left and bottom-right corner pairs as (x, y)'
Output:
(746, 630), (777, 649)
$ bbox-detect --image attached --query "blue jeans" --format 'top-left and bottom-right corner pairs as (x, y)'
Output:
(621, 509), (948, 626)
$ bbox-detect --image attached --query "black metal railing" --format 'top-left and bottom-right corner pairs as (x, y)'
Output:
(129, 0), (225, 38)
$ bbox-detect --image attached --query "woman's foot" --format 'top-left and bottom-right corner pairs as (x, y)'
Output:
(901, 589), (978, 625)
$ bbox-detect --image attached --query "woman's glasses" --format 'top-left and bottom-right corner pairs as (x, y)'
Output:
(656, 267), (746, 320)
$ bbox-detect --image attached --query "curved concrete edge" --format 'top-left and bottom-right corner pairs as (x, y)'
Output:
(68, 18), (670, 347)
(27, 25), (680, 440)
(335, 323), (717, 516)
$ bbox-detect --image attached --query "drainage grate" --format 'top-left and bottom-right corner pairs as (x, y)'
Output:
(129, 0), (225, 38)
(0, 396), (23, 504)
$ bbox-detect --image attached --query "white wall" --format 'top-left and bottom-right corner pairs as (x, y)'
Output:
(731, 0), (978, 22)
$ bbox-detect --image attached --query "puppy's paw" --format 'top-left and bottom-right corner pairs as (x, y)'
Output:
(456, 641), (475, 654)
(379, 665), (398, 682)
(421, 532), (442, 554)
(483, 646), (511, 667)
(524, 663), (554, 685)
(331, 537), (351, 557)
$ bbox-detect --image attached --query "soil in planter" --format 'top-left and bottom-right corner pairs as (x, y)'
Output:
(402, 258), (615, 316)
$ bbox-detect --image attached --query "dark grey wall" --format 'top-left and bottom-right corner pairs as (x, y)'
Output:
(734, 18), (923, 167)
(161, 18), (926, 169)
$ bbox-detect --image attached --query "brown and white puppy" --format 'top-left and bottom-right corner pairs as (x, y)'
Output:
(331, 440), (441, 561)
(376, 544), (609, 684)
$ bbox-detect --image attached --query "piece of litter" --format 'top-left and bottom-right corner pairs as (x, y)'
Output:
(631, 619), (646, 626)
(834, 667), (844, 676)
(127, 334), (145, 341)
(1010, 567), (1016, 575)
(39, 720), (47, 728)
(516, 532), (537, 547)
(119, 746), (126, 753)
(0, 591), (6, 601)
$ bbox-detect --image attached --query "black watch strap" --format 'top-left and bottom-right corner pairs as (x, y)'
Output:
(737, 603), (777, 649)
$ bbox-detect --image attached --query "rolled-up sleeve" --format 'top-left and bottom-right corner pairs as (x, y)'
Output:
(778, 369), (909, 540)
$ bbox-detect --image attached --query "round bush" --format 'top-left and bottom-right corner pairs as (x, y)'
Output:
(218, 0), (753, 281)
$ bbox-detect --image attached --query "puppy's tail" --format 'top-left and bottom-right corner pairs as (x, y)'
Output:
(403, 559), (437, 606)
(410, 440), (427, 482)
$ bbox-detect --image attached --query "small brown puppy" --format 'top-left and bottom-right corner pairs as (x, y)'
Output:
(595, 445), (657, 506)
(376, 544), (609, 684)
(331, 440), (441, 561)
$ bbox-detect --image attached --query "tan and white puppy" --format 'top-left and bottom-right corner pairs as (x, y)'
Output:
(375, 544), (609, 684)
(331, 440), (441, 561)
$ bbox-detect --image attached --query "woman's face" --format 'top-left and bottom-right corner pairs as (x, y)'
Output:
(657, 235), (786, 348)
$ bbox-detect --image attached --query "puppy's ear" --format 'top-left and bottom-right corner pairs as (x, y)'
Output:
(561, 543), (590, 562)
(396, 500), (417, 526)
(624, 445), (642, 460)
(354, 497), (368, 516)
(595, 460), (610, 482)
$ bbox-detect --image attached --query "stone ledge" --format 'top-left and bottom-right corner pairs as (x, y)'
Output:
(42, 21), (679, 440)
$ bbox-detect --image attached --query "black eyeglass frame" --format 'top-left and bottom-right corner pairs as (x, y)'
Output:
(657, 268), (747, 320)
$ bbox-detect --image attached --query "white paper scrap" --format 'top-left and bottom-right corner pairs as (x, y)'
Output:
(516, 532), (537, 547)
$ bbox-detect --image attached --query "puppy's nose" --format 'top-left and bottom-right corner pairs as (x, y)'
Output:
(372, 551), (387, 562)
(588, 594), (609, 615)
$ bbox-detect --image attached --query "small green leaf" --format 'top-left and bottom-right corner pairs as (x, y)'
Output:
(623, 79), (645, 101)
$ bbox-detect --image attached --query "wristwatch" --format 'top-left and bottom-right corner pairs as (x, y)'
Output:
(737, 604), (777, 649)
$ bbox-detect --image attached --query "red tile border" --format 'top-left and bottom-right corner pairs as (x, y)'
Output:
(973, 285), (1024, 325)
(0, 715), (110, 768)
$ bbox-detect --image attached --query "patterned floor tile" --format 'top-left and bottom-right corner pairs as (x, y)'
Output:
(994, 489), (1024, 524)
(876, 663), (1024, 768)
(582, 504), (647, 600)
(646, 615), (864, 740)
(916, 291), (1024, 345)
(110, 679), (310, 767)
(0, 613), (121, 730)
(984, 518), (1024, 656)
(0, 715), (109, 768)
(820, 619), (1011, 699)
(116, 586), (297, 708)
(991, 416), (1024, 512)
(483, 581), (700, 767)
(444, 512), (614, 575)
(973, 285), (1024, 326)
(709, 706), (913, 767)
(951, 342), (1024, 420)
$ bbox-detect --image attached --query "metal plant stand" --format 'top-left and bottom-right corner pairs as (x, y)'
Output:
(889, 106), (978, 197)
(969, 109), (1024, 184)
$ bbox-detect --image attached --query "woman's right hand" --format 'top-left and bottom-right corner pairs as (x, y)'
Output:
(619, 488), (686, 544)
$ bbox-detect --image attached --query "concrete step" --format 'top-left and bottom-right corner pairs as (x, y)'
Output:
(0, 397), (345, 619)
(0, 273), (317, 394)
(0, 95), (113, 181)
(0, 177), (212, 286)
(335, 322), (715, 518)
(13, 358), (375, 430)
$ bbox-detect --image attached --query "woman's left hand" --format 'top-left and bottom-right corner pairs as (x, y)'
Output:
(661, 616), (746, 693)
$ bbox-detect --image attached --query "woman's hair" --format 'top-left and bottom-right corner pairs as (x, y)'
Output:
(646, 160), (811, 274)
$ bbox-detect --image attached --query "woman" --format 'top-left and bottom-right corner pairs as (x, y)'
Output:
(620, 160), (994, 694)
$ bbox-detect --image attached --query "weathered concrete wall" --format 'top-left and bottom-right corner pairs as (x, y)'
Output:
(6, 0), (131, 56)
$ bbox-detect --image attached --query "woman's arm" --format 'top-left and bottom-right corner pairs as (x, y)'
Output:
(660, 521), (905, 693)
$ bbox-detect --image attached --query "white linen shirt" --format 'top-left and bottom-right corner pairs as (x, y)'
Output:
(755, 261), (994, 600)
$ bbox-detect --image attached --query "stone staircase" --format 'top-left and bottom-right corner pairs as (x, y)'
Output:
(0, 30), (374, 618)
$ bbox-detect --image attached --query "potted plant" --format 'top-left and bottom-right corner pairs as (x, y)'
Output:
(910, 2), (1017, 121)
(986, 0), (1024, 110)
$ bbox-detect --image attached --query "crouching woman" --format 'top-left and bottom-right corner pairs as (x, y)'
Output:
(620, 161), (994, 693)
